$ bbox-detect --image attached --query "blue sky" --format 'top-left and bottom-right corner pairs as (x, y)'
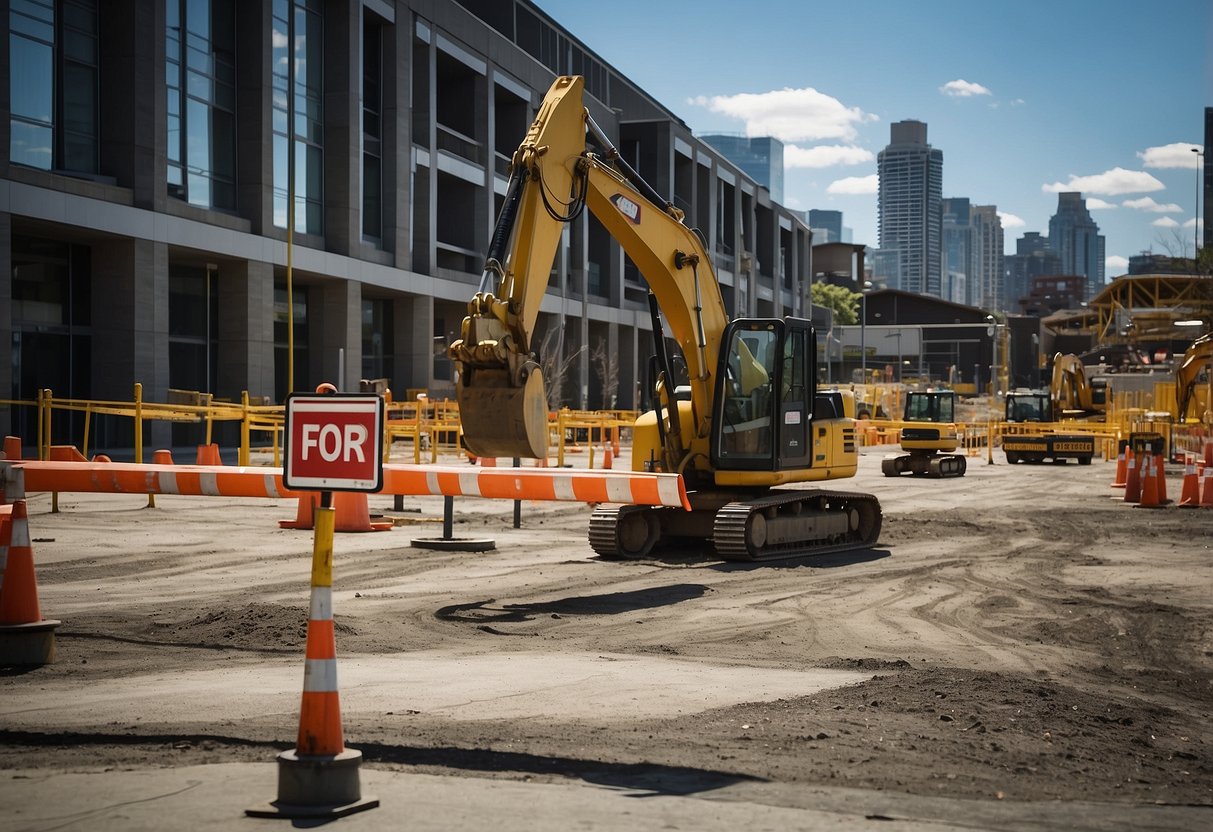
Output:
(532, 0), (1211, 277)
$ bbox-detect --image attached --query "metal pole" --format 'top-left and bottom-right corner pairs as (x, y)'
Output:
(1194, 148), (1202, 265)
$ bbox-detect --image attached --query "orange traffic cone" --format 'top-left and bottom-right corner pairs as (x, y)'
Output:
(333, 491), (392, 532)
(2, 436), (21, 460)
(1178, 455), (1201, 507)
(0, 500), (61, 665)
(1154, 454), (1168, 503)
(280, 492), (321, 530)
(1110, 442), (1129, 488)
(196, 444), (222, 465)
(602, 445), (613, 470)
(280, 492), (391, 533)
(48, 445), (88, 462)
(153, 449), (174, 465)
(1200, 466), (1213, 508)
(1136, 455), (1162, 508)
(1122, 453), (1141, 503)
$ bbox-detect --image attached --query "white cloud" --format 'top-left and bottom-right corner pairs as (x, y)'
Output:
(1183, 218), (1204, 230)
(1138, 142), (1202, 169)
(1151, 217), (1180, 228)
(1010, 98), (1026, 107)
(998, 212), (1025, 229)
(1086, 198), (1117, 210)
(1106, 255), (1129, 274)
(1041, 167), (1165, 196)
(1122, 197), (1183, 213)
(939, 79), (992, 97)
(688, 87), (877, 143)
(826, 174), (878, 195)
(785, 144), (873, 169)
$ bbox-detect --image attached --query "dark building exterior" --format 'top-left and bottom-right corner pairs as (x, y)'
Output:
(835, 289), (1015, 390)
(877, 120), (942, 297)
(1, 0), (814, 446)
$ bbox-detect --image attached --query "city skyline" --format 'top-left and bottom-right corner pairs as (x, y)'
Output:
(533, 0), (1210, 280)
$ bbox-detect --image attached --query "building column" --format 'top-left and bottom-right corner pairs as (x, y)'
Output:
(400, 294), (435, 395)
(236, 1), (273, 234)
(91, 238), (171, 449)
(0, 212), (11, 438)
(217, 259), (275, 402)
(318, 280), (361, 392)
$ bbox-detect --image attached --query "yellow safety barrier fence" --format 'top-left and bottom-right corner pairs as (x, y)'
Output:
(23, 385), (284, 467)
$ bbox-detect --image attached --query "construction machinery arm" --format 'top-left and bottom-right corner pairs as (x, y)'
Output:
(1175, 333), (1213, 422)
(449, 76), (729, 465)
(1050, 353), (1090, 415)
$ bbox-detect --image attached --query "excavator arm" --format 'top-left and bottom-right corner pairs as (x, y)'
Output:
(1050, 352), (1092, 416)
(1175, 333), (1212, 423)
(449, 76), (728, 467)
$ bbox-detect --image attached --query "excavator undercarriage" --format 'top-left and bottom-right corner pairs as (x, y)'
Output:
(589, 489), (882, 561)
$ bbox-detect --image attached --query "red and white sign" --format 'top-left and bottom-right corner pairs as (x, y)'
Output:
(284, 393), (384, 492)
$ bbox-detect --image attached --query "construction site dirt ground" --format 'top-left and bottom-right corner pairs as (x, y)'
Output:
(1, 445), (1211, 831)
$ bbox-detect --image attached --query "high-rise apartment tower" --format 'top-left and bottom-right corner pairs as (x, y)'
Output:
(877, 120), (943, 296)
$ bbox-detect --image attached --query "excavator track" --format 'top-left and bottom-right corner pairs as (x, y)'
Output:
(711, 489), (882, 561)
(588, 504), (660, 559)
(589, 490), (882, 562)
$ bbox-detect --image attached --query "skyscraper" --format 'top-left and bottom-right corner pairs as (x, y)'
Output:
(1047, 193), (1105, 300)
(941, 197), (973, 306)
(878, 121), (943, 296)
(1005, 232), (1062, 312)
(808, 209), (843, 244)
(972, 205), (1004, 311)
(700, 135), (784, 203)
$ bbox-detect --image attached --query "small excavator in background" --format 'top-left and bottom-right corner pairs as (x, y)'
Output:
(881, 389), (967, 477)
(1051, 353), (1109, 420)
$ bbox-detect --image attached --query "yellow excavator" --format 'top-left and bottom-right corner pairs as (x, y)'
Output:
(1175, 333), (1212, 423)
(880, 389), (967, 477)
(1050, 353), (1109, 420)
(448, 76), (880, 560)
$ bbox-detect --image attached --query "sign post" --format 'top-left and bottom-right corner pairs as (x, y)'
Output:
(250, 389), (384, 819)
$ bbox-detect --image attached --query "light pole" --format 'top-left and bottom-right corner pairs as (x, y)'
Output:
(859, 280), (872, 381)
(1193, 147), (1203, 266)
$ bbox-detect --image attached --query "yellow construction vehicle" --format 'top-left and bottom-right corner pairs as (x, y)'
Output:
(1001, 390), (1095, 465)
(1050, 353), (1109, 419)
(880, 389), (967, 477)
(448, 76), (880, 560)
(1175, 333), (1212, 424)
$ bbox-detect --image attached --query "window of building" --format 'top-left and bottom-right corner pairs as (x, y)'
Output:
(167, 0), (236, 210)
(361, 298), (393, 382)
(9, 234), (92, 440)
(9, 0), (98, 173)
(168, 264), (218, 393)
(272, 0), (323, 234)
(361, 18), (382, 243)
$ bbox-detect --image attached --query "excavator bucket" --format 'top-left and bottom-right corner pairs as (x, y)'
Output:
(456, 369), (549, 460)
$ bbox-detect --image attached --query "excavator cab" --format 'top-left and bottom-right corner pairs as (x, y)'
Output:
(712, 318), (814, 471)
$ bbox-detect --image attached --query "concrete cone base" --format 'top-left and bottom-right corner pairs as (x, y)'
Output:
(245, 748), (378, 819)
(0, 620), (61, 666)
(410, 537), (496, 552)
